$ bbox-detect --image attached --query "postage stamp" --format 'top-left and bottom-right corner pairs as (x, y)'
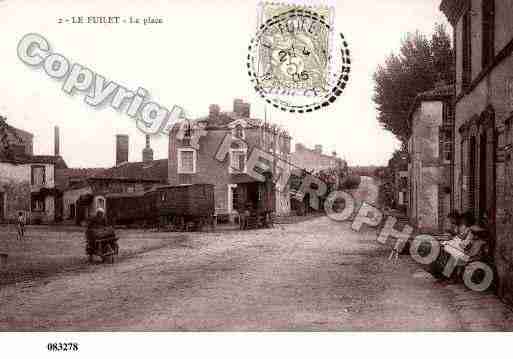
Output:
(256, 2), (334, 94)
(248, 2), (351, 113)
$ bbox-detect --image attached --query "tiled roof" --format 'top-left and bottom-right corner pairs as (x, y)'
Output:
(91, 159), (168, 182)
(0, 152), (67, 168)
(55, 167), (106, 190)
(195, 112), (264, 129)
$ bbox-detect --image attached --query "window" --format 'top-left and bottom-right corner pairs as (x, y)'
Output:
(69, 203), (76, 219)
(97, 197), (105, 210)
(443, 130), (453, 162)
(462, 9), (472, 89)
(482, 0), (495, 68)
(182, 123), (192, 146)
(126, 186), (135, 193)
(178, 148), (196, 174)
(234, 124), (245, 139)
(31, 196), (45, 212)
(31, 165), (46, 185)
(230, 150), (246, 173)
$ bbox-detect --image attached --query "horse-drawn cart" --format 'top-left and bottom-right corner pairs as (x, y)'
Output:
(85, 226), (119, 264)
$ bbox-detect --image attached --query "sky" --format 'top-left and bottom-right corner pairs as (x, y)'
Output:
(0, 0), (449, 168)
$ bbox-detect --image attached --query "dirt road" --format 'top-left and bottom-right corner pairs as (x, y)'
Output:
(1, 177), (512, 330)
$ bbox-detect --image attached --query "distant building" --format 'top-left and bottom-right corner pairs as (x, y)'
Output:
(168, 99), (292, 220)
(407, 85), (455, 233)
(0, 118), (67, 223)
(291, 143), (346, 174)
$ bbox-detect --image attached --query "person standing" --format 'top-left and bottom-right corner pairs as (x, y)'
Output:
(16, 211), (25, 240)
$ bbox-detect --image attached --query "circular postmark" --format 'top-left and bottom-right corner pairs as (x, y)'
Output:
(247, 7), (351, 113)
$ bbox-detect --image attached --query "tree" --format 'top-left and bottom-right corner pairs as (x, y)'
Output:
(373, 24), (454, 145)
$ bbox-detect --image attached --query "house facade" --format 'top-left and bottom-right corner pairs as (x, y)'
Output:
(168, 99), (292, 220)
(407, 85), (455, 233)
(0, 118), (67, 223)
(441, 0), (513, 303)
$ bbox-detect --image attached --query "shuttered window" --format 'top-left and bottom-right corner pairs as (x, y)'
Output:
(469, 136), (477, 212)
(482, 0), (495, 68)
(178, 149), (196, 174)
(462, 10), (472, 89)
(230, 150), (246, 173)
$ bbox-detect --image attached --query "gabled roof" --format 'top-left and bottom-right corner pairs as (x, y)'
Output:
(91, 159), (168, 182)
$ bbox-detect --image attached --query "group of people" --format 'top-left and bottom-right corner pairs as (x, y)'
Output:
(429, 210), (490, 280)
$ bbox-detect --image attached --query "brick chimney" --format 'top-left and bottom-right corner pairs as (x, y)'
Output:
(116, 134), (129, 165)
(54, 126), (60, 156)
(142, 134), (154, 162)
(314, 144), (323, 154)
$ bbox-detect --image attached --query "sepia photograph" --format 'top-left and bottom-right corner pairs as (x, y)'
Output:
(0, 0), (512, 357)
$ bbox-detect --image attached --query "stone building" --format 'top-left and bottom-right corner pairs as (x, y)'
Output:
(168, 99), (292, 220)
(0, 118), (67, 223)
(58, 135), (166, 225)
(407, 85), (455, 233)
(441, 0), (513, 303)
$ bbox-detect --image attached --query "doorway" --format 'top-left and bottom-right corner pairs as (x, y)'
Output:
(0, 192), (4, 221)
(479, 132), (487, 216)
(469, 136), (477, 214)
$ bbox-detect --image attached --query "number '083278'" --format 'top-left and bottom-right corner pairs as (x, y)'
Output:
(47, 343), (79, 352)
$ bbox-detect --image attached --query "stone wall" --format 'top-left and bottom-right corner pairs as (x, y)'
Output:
(0, 179), (31, 221)
(408, 100), (451, 233)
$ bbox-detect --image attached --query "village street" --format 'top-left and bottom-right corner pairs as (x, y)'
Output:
(1, 178), (513, 331)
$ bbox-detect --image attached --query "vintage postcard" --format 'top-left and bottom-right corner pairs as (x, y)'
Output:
(0, 0), (512, 357)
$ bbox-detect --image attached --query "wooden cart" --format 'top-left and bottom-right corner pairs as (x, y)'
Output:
(106, 192), (157, 227)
